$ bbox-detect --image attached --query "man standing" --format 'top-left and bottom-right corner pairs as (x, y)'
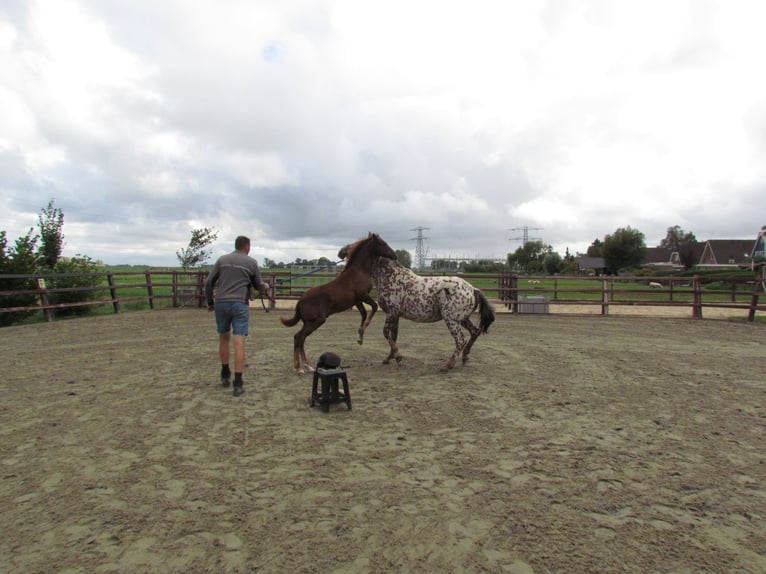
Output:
(205, 236), (270, 397)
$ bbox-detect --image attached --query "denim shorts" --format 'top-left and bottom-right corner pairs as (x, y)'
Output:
(215, 301), (250, 336)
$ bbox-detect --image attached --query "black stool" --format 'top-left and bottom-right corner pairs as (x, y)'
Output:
(311, 367), (352, 412)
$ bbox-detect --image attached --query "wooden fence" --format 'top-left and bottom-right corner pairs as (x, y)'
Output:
(497, 273), (765, 321)
(1, 269), (764, 324)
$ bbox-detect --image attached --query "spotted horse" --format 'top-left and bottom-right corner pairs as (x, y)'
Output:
(339, 240), (496, 372)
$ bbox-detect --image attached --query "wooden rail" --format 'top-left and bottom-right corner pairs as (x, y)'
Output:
(496, 273), (765, 321)
(1, 270), (764, 323)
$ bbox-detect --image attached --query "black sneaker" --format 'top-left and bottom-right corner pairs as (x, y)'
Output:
(221, 376), (231, 388)
(233, 385), (245, 397)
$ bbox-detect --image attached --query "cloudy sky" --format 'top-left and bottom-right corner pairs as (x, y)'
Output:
(2, 0), (765, 266)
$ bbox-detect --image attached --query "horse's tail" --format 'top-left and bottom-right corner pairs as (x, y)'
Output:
(280, 302), (302, 327)
(475, 289), (496, 334)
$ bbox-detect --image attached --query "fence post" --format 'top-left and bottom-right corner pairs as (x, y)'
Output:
(196, 272), (206, 308)
(601, 278), (609, 316)
(172, 272), (179, 307)
(145, 271), (155, 310)
(748, 264), (764, 322)
(37, 278), (53, 323)
(511, 274), (519, 313)
(692, 276), (702, 319)
(107, 272), (120, 314)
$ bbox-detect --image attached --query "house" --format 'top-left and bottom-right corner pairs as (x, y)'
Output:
(750, 226), (766, 262)
(575, 256), (606, 275)
(697, 240), (755, 269)
(642, 238), (758, 270)
(643, 243), (705, 270)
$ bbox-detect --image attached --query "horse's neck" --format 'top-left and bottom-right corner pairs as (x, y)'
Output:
(373, 257), (404, 284)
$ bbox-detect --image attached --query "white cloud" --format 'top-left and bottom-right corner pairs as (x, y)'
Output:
(1, 0), (765, 265)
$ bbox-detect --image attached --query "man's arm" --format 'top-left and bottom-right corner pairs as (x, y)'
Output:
(205, 264), (220, 307)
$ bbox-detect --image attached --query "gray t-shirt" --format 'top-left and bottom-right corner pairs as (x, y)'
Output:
(205, 250), (266, 305)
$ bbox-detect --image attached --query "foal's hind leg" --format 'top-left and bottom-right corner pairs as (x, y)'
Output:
(459, 318), (483, 364)
(354, 301), (367, 344)
(293, 320), (324, 375)
(441, 319), (468, 372)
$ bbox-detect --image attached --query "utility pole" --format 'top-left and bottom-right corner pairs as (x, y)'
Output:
(410, 226), (430, 271)
(509, 226), (543, 247)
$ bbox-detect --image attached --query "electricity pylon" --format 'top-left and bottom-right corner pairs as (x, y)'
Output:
(410, 226), (430, 271)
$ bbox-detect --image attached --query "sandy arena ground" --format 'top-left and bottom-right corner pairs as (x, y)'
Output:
(0, 303), (764, 573)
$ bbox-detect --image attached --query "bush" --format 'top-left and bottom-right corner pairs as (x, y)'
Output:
(0, 230), (40, 326)
(47, 255), (104, 317)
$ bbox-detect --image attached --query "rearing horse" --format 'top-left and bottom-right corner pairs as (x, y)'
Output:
(281, 233), (397, 374)
(339, 241), (495, 372)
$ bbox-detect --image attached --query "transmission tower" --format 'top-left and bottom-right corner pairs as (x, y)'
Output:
(509, 226), (543, 247)
(410, 226), (430, 271)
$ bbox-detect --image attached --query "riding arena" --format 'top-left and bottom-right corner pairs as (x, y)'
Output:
(1, 296), (763, 573)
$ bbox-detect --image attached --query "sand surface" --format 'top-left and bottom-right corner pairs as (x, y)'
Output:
(1, 306), (764, 573)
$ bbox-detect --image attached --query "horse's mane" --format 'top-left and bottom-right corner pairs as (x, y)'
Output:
(342, 233), (376, 271)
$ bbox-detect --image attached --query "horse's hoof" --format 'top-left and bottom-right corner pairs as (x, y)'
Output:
(439, 366), (450, 373)
(357, 339), (363, 346)
(382, 359), (390, 365)
(395, 356), (403, 364)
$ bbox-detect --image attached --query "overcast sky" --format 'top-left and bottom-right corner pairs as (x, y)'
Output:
(2, 0), (765, 266)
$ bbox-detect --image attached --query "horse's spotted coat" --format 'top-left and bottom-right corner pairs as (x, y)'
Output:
(372, 257), (495, 371)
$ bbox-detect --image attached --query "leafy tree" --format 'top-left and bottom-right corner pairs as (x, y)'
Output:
(395, 249), (412, 269)
(543, 251), (563, 275)
(0, 229), (40, 326)
(660, 225), (698, 269)
(38, 199), (64, 269)
(602, 227), (647, 274)
(176, 227), (219, 269)
(586, 238), (603, 257)
(507, 240), (550, 273)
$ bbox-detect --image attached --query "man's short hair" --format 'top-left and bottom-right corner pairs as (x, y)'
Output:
(235, 236), (250, 250)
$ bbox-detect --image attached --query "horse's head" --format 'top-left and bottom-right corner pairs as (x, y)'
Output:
(368, 233), (397, 261)
(341, 233), (396, 265)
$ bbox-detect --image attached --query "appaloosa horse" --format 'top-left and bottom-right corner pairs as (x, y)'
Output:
(281, 233), (397, 374)
(338, 241), (496, 372)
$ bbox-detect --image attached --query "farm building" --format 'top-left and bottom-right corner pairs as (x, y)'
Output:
(643, 238), (760, 270)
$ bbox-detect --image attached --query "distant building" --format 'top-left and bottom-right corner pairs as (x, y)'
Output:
(642, 236), (761, 270)
(575, 256), (606, 275)
(697, 240), (755, 269)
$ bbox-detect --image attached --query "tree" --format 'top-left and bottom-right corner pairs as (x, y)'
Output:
(0, 229), (40, 326)
(395, 249), (412, 269)
(176, 227), (219, 269)
(543, 251), (563, 275)
(586, 239), (603, 257)
(602, 227), (647, 274)
(507, 240), (550, 273)
(38, 199), (64, 269)
(660, 225), (698, 269)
